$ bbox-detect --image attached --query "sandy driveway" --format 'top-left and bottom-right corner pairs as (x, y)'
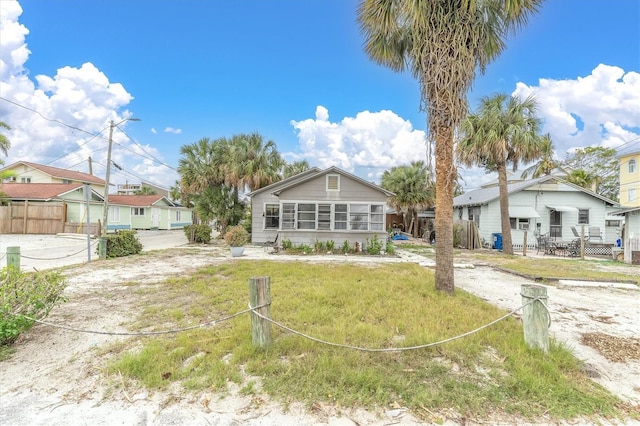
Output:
(0, 234), (638, 425)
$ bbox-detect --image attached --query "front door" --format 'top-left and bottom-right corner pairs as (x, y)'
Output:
(151, 207), (160, 228)
(550, 210), (562, 239)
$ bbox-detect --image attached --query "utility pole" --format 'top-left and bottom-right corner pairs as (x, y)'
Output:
(98, 117), (140, 259)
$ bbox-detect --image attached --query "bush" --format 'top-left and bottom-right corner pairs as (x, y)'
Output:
(366, 234), (384, 255)
(224, 225), (249, 247)
(314, 240), (326, 253)
(281, 238), (292, 250)
(342, 240), (351, 253)
(184, 224), (212, 244)
(0, 267), (67, 346)
(101, 230), (143, 258)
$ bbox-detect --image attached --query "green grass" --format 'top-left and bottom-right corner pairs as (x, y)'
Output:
(396, 243), (640, 285)
(106, 260), (627, 421)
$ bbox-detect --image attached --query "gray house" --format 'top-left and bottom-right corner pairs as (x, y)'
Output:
(453, 175), (620, 251)
(248, 167), (394, 248)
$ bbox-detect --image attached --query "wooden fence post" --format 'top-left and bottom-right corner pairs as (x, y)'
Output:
(523, 231), (528, 256)
(249, 276), (271, 348)
(7, 246), (20, 270)
(521, 284), (549, 353)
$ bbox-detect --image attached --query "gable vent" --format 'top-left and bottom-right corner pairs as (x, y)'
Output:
(326, 175), (339, 191)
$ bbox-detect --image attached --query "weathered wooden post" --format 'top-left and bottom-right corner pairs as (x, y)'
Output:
(521, 284), (549, 353)
(249, 276), (271, 348)
(7, 246), (20, 270)
(522, 231), (528, 256)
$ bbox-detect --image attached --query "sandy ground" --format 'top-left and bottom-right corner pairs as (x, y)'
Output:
(0, 233), (638, 425)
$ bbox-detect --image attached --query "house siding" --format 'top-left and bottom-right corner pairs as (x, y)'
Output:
(250, 169), (391, 246)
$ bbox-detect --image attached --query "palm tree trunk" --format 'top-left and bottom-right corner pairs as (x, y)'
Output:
(434, 126), (455, 294)
(497, 162), (514, 255)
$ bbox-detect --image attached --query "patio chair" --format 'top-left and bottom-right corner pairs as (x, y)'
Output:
(536, 234), (552, 255)
(566, 238), (581, 257)
(263, 233), (279, 252)
(571, 226), (581, 238)
(588, 227), (603, 243)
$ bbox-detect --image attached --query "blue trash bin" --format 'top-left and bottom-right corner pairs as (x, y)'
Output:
(492, 233), (503, 250)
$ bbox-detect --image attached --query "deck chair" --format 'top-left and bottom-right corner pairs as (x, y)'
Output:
(566, 238), (581, 257)
(588, 227), (602, 243)
(263, 233), (279, 252)
(571, 226), (581, 238)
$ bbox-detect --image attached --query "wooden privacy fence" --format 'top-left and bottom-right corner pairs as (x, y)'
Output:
(0, 202), (66, 234)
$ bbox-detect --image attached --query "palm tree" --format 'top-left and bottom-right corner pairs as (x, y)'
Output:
(358, 0), (542, 293)
(228, 133), (284, 192)
(0, 121), (11, 166)
(381, 161), (434, 237)
(133, 185), (157, 195)
(456, 93), (543, 255)
(283, 160), (311, 178)
(566, 169), (597, 191)
(520, 134), (567, 179)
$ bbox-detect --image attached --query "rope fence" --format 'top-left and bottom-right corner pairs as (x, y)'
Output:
(8, 275), (551, 353)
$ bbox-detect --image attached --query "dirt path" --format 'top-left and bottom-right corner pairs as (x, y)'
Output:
(0, 243), (638, 425)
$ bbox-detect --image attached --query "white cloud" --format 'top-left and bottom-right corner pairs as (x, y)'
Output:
(290, 106), (428, 182)
(513, 64), (640, 157)
(0, 1), (176, 188)
(164, 127), (182, 134)
(151, 128), (157, 134)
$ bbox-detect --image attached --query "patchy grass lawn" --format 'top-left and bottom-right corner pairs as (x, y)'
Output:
(106, 260), (629, 422)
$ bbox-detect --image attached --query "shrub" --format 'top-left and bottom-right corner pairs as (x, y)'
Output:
(342, 240), (351, 253)
(281, 238), (292, 250)
(224, 225), (249, 247)
(385, 241), (396, 255)
(184, 224), (212, 244)
(102, 230), (143, 258)
(314, 240), (326, 253)
(366, 234), (384, 255)
(0, 267), (67, 346)
(326, 240), (335, 252)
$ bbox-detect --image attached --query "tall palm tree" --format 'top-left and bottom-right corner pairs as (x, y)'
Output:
(566, 169), (597, 191)
(283, 160), (311, 178)
(228, 133), (284, 192)
(520, 134), (566, 179)
(456, 93), (543, 255)
(358, 0), (542, 293)
(0, 121), (11, 166)
(381, 161), (434, 237)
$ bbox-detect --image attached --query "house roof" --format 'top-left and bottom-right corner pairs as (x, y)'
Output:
(1, 183), (86, 200)
(108, 194), (177, 207)
(2, 161), (105, 185)
(453, 175), (618, 208)
(616, 141), (640, 157)
(246, 167), (322, 197)
(269, 166), (394, 197)
(610, 206), (640, 215)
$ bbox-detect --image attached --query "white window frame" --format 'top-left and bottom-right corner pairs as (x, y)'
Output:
(20, 176), (32, 183)
(282, 203), (296, 229)
(578, 209), (589, 225)
(629, 187), (638, 202)
(132, 207), (145, 216)
(629, 159), (637, 174)
(176, 210), (182, 221)
(109, 205), (120, 222)
(264, 203), (280, 229)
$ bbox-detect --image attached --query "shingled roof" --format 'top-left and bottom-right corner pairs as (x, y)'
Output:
(1, 183), (84, 200)
(108, 194), (176, 207)
(5, 161), (105, 185)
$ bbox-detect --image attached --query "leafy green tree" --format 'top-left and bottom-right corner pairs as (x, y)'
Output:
(283, 160), (311, 178)
(456, 93), (543, 255)
(564, 146), (619, 202)
(381, 161), (434, 237)
(358, 0), (542, 293)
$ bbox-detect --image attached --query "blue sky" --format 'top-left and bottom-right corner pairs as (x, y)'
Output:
(1, 0), (639, 191)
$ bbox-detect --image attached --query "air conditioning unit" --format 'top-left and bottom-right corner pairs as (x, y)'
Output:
(6, 176), (16, 182)
(518, 223), (530, 230)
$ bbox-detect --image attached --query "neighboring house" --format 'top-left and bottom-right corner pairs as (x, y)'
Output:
(248, 166), (394, 248)
(107, 195), (192, 231)
(0, 183), (104, 234)
(1, 161), (106, 195)
(453, 175), (620, 251)
(617, 141), (640, 207)
(116, 181), (170, 198)
(610, 206), (640, 264)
